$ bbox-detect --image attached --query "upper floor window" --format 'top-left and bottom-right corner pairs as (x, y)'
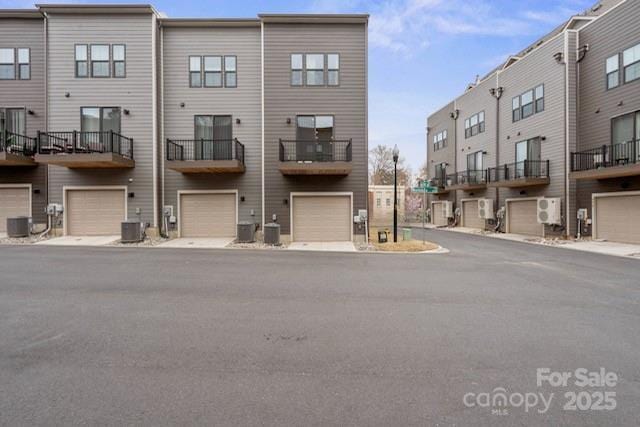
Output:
(432, 129), (447, 151)
(376, 198), (381, 208)
(75, 45), (88, 77)
(434, 162), (447, 182)
(91, 45), (110, 77)
(467, 150), (483, 171)
(291, 53), (340, 87)
(612, 110), (640, 145)
(0, 107), (26, 135)
(0, 48), (15, 80)
(112, 45), (125, 78)
(189, 55), (236, 88)
(623, 43), (640, 84)
(606, 54), (620, 89)
(17, 49), (30, 80)
(464, 111), (484, 138)
(512, 84), (544, 122)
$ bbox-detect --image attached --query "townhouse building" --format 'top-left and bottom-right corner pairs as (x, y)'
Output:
(0, 10), (47, 232)
(0, 4), (368, 243)
(426, 0), (640, 245)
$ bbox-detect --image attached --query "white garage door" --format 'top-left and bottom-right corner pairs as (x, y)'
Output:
(507, 199), (542, 236)
(180, 192), (237, 238)
(462, 200), (484, 229)
(66, 189), (126, 236)
(292, 195), (351, 242)
(0, 186), (30, 233)
(431, 201), (447, 227)
(594, 193), (640, 244)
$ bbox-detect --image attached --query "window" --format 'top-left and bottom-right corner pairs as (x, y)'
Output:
(327, 54), (339, 86)
(291, 54), (303, 86)
(203, 56), (222, 87)
(0, 48), (15, 80)
(0, 108), (26, 135)
(193, 115), (233, 159)
(112, 45), (125, 78)
(611, 111), (640, 162)
(75, 45), (88, 77)
(189, 56), (201, 87)
(224, 56), (236, 87)
(81, 107), (121, 133)
(91, 45), (110, 77)
(306, 54), (324, 86)
(435, 163), (446, 182)
(534, 85), (544, 113)
(295, 115), (334, 161)
(432, 129), (447, 150)
(515, 137), (541, 178)
(623, 43), (640, 84)
(467, 151), (483, 171)
(512, 96), (520, 122)
(386, 198), (391, 207)
(521, 90), (534, 119)
(464, 111), (485, 138)
(606, 54), (620, 89)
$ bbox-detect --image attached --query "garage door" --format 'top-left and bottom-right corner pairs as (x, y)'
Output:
(0, 187), (30, 233)
(180, 192), (236, 238)
(292, 195), (351, 242)
(66, 189), (126, 236)
(507, 199), (542, 236)
(594, 193), (640, 244)
(431, 201), (447, 227)
(462, 200), (484, 229)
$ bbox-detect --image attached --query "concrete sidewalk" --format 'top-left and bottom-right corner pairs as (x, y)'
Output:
(156, 237), (234, 249)
(35, 235), (120, 246)
(288, 241), (356, 252)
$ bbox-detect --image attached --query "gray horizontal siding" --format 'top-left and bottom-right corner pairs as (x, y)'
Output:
(576, 0), (640, 225)
(0, 18), (47, 224)
(162, 26), (262, 225)
(46, 13), (157, 227)
(426, 102), (456, 205)
(263, 23), (367, 235)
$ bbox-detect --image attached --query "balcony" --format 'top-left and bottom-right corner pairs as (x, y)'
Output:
(570, 141), (640, 180)
(278, 139), (352, 175)
(487, 160), (550, 188)
(0, 131), (37, 166)
(166, 138), (245, 173)
(35, 131), (134, 168)
(428, 177), (450, 194)
(444, 170), (487, 191)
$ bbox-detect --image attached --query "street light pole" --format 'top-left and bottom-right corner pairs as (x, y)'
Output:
(392, 145), (399, 243)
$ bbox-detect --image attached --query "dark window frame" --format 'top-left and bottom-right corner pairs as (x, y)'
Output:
(0, 107), (27, 135)
(203, 55), (223, 88)
(534, 84), (544, 114)
(74, 44), (88, 78)
(305, 53), (325, 86)
(0, 47), (16, 80)
(112, 44), (126, 78)
(17, 48), (30, 80)
(327, 53), (340, 86)
(79, 106), (122, 134)
(521, 89), (534, 119)
(606, 53), (620, 90)
(623, 43), (640, 84)
(512, 95), (521, 122)
(464, 111), (485, 139)
(189, 55), (202, 88)
(291, 53), (303, 86)
(224, 55), (237, 88)
(467, 150), (483, 171)
(90, 44), (111, 78)
(193, 114), (234, 140)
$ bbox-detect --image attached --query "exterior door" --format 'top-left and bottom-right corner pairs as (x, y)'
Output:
(515, 138), (541, 178)
(179, 192), (236, 238)
(66, 189), (126, 235)
(292, 195), (351, 242)
(462, 200), (483, 229)
(194, 115), (232, 160)
(507, 199), (542, 236)
(1, 108), (26, 148)
(80, 107), (121, 151)
(594, 193), (640, 244)
(296, 115), (334, 161)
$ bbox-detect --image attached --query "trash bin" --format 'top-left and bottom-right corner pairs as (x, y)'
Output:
(264, 223), (281, 245)
(403, 228), (412, 241)
(377, 230), (388, 243)
(237, 221), (256, 243)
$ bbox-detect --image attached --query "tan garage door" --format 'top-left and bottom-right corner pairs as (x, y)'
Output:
(66, 189), (126, 236)
(292, 195), (351, 242)
(180, 192), (236, 238)
(594, 193), (640, 244)
(462, 200), (484, 229)
(507, 199), (542, 236)
(0, 187), (30, 233)
(431, 201), (447, 227)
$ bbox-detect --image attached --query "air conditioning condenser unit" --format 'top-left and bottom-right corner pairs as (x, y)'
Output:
(477, 198), (494, 219)
(537, 198), (561, 225)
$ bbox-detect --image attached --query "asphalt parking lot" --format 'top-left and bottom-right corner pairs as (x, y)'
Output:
(0, 230), (638, 426)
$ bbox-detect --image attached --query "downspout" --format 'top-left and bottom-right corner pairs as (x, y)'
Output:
(260, 21), (265, 230)
(44, 13), (49, 218)
(490, 73), (503, 212)
(563, 31), (570, 238)
(160, 22), (166, 236)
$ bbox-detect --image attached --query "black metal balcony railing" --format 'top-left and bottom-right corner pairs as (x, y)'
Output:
(166, 138), (245, 164)
(0, 130), (37, 156)
(445, 170), (487, 187)
(488, 160), (550, 182)
(571, 141), (640, 172)
(279, 139), (352, 162)
(37, 131), (134, 159)
(429, 176), (446, 188)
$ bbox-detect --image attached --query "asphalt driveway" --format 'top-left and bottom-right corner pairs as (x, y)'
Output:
(0, 230), (638, 426)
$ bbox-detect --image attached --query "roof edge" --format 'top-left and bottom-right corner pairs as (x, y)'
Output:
(36, 4), (157, 15)
(160, 18), (261, 28)
(259, 13), (368, 24)
(0, 9), (43, 18)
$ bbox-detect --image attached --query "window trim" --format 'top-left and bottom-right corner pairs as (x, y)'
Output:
(464, 111), (485, 139)
(189, 55), (202, 88)
(80, 106), (122, 134)
(290, 53), (304, 87)
(606, 53), (620, 90)
(0, 47), (16, 80)
(305, 53), (325, 86)
(193, 114), (234, 140)
(224, 55), (237, 88)
(17, 48), (30, 80)
(203, 55), (223, 88)
(112, 44), (126, 79)
(327, 53), (340, 87)
(622, 43), (640, 84)
(512, 95), (521, 122)
(89, 44), (111, 78)
(74, 44), (88, 78)
(534, 84), (544, 114)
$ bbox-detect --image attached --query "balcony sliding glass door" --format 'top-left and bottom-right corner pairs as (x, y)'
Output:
(295, 115), (334, 161)
(80, 107), (121, 152)
(194, 115), (232, 160)
(515, 138), (541, 178)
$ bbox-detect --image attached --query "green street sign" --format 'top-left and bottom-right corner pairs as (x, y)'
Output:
(413, 186), (438, 193)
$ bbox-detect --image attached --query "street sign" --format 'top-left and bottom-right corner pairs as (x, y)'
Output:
(413, 186), (438, 193)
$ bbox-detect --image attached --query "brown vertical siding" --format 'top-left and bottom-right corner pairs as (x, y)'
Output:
(162, 25), (262, 225)
(576, 0), (640, 231)
(263, 23), (367, 235)
(0, 17), (48, 224)
(46, 13), (157, 227)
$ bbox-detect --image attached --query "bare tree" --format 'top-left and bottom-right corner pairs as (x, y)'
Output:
(368, 145), (411, 185)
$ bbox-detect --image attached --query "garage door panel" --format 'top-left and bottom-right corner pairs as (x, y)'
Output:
(508, 199), (542, 236)
(462, 200), (484, 229)
(66, 190), (125, 236)
(0, 187), (30, 233)
(180, 193), (236, 238)
(293, 195), (351, 242)
(431, 202), (447, 227)
(595, 194), (640, 244)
